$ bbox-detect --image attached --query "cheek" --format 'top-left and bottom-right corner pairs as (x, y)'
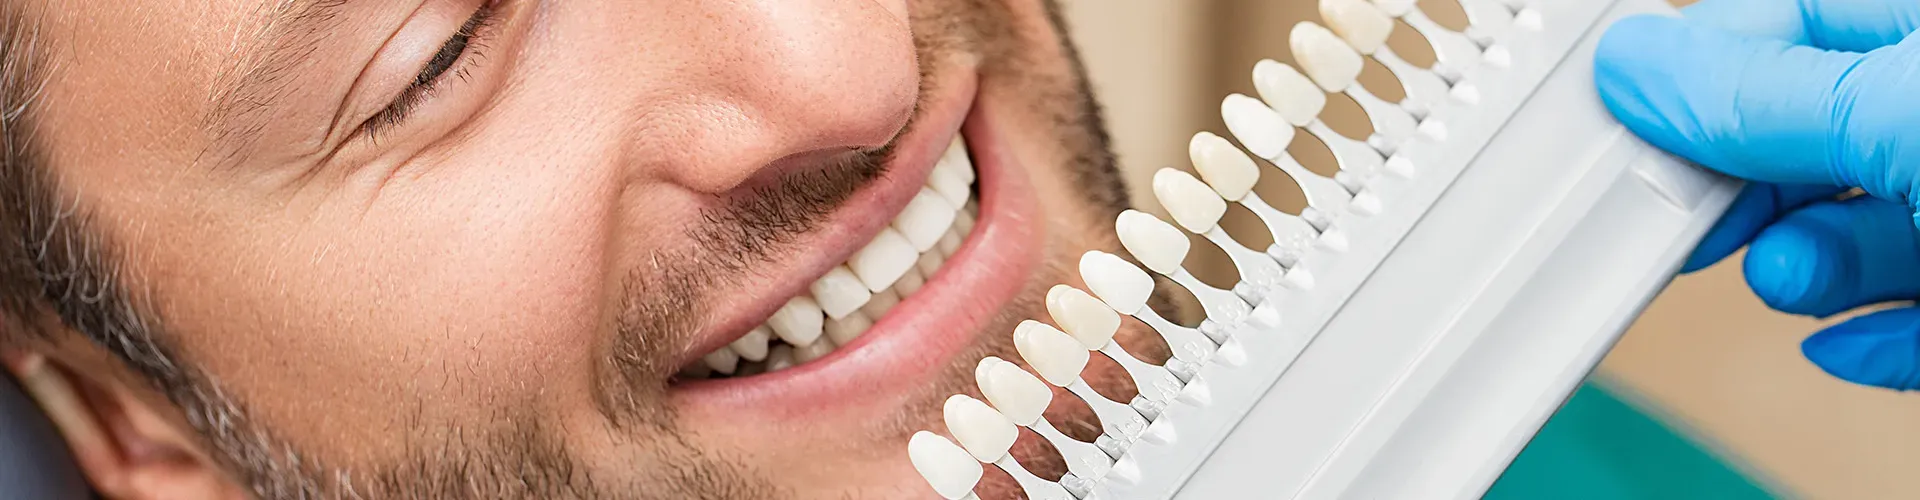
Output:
(874, 0), (909, 24)
(352, 171), (610, 378)
(128, 156), (620, 455)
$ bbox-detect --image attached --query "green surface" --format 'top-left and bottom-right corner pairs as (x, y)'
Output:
(1485, 382), (1778, 500)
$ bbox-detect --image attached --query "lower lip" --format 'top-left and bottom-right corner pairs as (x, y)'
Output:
(671, 87), (1045, 418)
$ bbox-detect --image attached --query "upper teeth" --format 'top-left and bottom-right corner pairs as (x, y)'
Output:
(849, 229), (920, 294)
(681, 136), (980, 379)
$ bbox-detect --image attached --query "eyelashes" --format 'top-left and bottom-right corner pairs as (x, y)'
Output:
(357, 2), (502, 139)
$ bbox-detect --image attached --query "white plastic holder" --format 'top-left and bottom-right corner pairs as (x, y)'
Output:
(1083, 0), (1739, 498)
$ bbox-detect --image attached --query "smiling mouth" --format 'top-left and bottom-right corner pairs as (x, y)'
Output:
(675, 136), (981, 380)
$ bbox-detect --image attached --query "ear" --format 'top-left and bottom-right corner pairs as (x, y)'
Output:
(2, 349), (249, 500)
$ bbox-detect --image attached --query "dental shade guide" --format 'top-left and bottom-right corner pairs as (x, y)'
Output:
(913, 0), (1738, 498)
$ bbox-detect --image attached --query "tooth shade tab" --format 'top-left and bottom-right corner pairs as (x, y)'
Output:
(943, 395), (1019, 462)
(1374, 0), (1415, 16)
(1221, 94), (1296, 160)
(1292, 22), (1364, 92)
(974, 357), (1006, 393)
(1116, 210), (1191, 276)
(1046, 285), (1121, 350)
(850, 228), (919, 292)
(1080, 251), (1155, 315)
(768, 296), (826, 347)
(1189, 131), (1262, 201)
(1320, 0), (1394, 54)
(977, 358), (1052, 425)
(909, 431), (983, 499)
(1152, 169), (1228, 233)
(1013, 320), (1090, 387)
(810, 266), (872, 320)
(1253, 60), (1328, 126)
(894, 188), (958, 252)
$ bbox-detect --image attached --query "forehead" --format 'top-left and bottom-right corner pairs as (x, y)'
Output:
(52, 0), (307, 95)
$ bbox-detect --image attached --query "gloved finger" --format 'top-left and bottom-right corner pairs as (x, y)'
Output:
(1594, 15), (1913, 189)
(1802, 307), (1920, 391)
(1682, 182), (1845, 273)
(1683, 0), (1920, 51)
(1742, 197), (1920, 317)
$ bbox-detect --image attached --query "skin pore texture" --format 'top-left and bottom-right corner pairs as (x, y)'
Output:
(0, 0), (1173, 498)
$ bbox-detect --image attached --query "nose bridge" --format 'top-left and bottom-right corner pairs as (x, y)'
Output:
(603, 0), (920, 194)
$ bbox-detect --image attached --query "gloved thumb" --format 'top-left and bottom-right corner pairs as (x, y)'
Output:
(1595, 15), (1920, 201)
(1803, 307), (1920, 391)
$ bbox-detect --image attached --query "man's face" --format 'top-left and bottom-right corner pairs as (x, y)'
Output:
(19, 0), (1148, 497)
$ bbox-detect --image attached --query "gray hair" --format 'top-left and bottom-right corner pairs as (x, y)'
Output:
(0, 6), (332, 499)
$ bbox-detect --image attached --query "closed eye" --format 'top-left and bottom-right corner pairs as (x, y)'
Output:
(357, 2), (500, 139)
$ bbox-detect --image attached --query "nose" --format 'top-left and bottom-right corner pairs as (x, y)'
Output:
(594, 0), (920, 194)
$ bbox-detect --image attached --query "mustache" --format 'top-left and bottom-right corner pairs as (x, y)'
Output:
(584, 2), (959, 491)
(597, 143), (898, 427)
(596, 2), (951, 423)
(694, 146), (896, 274)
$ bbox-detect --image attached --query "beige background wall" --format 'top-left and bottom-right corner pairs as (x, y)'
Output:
(1058, 1), (1920, 498)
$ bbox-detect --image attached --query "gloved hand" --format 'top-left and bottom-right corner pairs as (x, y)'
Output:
(1594, 0), (1920, 390)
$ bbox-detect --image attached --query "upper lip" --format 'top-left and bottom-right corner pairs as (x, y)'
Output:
(664, 77), (980, 375)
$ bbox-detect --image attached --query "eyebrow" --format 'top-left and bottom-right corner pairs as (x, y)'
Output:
(199, 0), (353, 164)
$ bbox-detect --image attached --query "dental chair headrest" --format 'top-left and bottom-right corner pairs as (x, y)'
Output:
(0, 373), (91, 499)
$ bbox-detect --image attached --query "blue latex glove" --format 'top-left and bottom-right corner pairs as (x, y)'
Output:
(1595, 0), (1920, 390)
